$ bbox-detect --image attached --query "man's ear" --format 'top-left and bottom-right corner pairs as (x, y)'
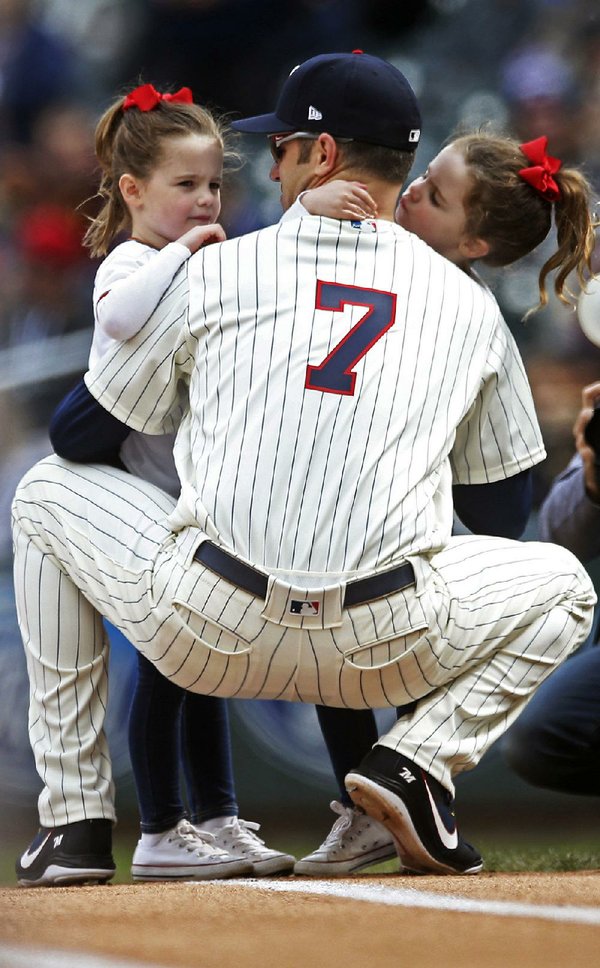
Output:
(312, 133), (340, 178)
(119, 173), (144, 209)
(459, 235), (490, 261)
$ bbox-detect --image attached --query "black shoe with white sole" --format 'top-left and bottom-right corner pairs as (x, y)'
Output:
(345, 745), (483, 875)
(16, 819), (116, 887)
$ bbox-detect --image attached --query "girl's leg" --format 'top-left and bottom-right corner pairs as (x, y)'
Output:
(181, 694), (238, 824)
(315, 702), (418, 805)
(128, 651), (187, 833)
(295, 705), (397, 877)
(315, 705), (380, 806)
(180, 695), (295, 875)
(128, 654), (256, 880)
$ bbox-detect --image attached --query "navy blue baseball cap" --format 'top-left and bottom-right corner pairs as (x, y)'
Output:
(231, 50), (421, 152)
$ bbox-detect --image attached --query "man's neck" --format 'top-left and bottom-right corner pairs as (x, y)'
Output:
(366, 182), (402, 222)
(311, 171), (401, 222)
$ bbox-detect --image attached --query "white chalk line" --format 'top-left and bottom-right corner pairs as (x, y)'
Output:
(0, 945), (168, 968)
(195, 876), (600, 926)
(3, 876), (600, 967)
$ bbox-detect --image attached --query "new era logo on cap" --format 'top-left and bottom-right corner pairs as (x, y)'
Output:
(308, 105), (323, 121)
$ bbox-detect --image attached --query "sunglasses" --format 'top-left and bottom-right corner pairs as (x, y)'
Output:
(268, 131), (355, 163)
(268, 131), (319, 163)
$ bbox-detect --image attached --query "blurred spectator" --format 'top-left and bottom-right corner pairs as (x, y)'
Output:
(501, 43), (583, 164)
(0, 88), (98, 431)
(41, 0), (145, 95)
(16, 202), (86, 269)
(2, 197), (92, 425)
(0, 0), (82, 143)
(29, 101), (98, 211)
(573, 18), (600, 190)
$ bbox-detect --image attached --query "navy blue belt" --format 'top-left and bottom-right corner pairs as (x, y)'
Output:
(194, 541), (415, 607)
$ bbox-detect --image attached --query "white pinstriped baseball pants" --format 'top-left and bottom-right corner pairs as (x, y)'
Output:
(12, 456), (596, 823)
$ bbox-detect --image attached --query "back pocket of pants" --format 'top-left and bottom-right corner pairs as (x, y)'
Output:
(172, 598), (254, 657)
(341, 588), (429, 670)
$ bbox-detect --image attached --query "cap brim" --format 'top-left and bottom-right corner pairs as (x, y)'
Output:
(230, 112), (294, 134)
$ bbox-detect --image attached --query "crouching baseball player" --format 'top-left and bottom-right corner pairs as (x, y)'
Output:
(12, 51), (595, 885)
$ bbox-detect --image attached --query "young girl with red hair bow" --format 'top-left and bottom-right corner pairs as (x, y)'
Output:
(394, 132), (596, 314)
(295, 130), (598, 877)
(81, 82), (295, 882)
(302, 131), (596, 315)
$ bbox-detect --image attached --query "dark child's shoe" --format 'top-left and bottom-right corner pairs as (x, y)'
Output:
(345, 745), (483, 875)
(16, 819), (116, 887)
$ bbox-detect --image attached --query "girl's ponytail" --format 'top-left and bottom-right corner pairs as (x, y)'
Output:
(540, 166), (598, 311)
(82, 98), (129, 258)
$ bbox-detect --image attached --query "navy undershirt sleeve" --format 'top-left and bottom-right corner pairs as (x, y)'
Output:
(452, 469), (533, 540)
(49, 377), (130, 467)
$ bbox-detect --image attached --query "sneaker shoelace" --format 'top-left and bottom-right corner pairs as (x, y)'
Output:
(217, 818), (269, 854)
(171, 819), (224, 856)
(320, 800), (357, 848)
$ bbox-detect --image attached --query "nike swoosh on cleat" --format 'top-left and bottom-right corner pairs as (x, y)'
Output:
(19, 832), (52, 869)
(422, 778), (459, 850)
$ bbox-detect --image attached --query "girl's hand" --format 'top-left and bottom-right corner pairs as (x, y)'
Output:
(573, 380), (600, 501)
(178, 223), (227, 253)
(301, 180), (378, 221)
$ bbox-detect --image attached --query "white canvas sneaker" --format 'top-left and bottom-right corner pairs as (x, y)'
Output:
(294, 801), (397, 876)
(131, 818), (253, 880)
(206, 818), (296, 876)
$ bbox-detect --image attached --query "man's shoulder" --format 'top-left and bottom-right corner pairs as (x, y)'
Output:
(393, 228), (500, 307)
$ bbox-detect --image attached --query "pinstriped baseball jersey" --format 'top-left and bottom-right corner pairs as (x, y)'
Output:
(87, 215), (545, 578)
(13, 210), (596, 827)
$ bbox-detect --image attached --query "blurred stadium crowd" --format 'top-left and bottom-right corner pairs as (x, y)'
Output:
(1, 0), (600, 810)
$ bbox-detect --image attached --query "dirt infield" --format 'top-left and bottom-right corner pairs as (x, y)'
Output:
(2, 872), (600, 968)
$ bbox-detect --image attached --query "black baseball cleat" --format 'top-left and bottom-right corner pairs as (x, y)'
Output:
(16, 819), (116, 887)
(345, 745), (483, 875)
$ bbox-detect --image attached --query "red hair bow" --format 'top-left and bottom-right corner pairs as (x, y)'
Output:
(123, 83), (193, 112)
(518, 136), (562, 201)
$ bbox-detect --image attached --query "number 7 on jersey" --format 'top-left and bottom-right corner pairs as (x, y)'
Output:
(305, 281), (397, 395)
